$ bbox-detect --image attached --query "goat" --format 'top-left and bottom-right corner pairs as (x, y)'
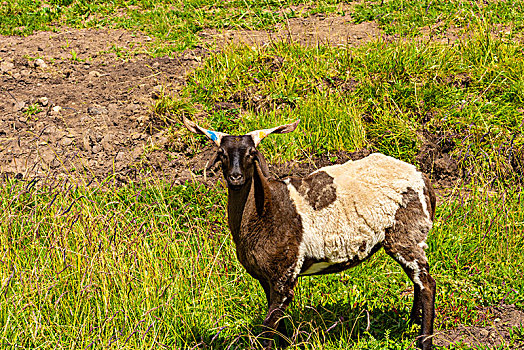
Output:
(183, 118), (437, 350)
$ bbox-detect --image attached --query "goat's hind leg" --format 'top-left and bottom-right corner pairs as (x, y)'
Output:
(384, 244), (436, 350)
(410, 284), (422, 325)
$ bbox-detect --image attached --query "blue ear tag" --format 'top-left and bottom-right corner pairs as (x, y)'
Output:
(206, 130), (218, 141)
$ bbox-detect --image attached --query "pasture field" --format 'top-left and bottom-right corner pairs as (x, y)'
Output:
(1, 0), (524, 349)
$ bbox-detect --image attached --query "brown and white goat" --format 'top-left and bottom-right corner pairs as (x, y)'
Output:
(183, 118), (436, 350)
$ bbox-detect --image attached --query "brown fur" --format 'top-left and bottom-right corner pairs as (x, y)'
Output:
(290, 171), (337, 210)
(382, 187), (436, 350)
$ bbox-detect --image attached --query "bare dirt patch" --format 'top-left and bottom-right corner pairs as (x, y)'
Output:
(435, 304), (524, 349)
(200, 13), (380, 48)
(0, 28), (205, 183)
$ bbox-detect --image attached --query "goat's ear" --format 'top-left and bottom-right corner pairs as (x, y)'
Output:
(251, 148), (270, 177)
(183, 117), (228, 147)
(248, 120), (300, 146)
(206, 150), (221, 171)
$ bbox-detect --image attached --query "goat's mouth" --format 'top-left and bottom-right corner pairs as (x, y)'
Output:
(227, 182), (245, 191)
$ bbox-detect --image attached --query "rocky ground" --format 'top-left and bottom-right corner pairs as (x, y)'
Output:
(0, 28), (207, 184)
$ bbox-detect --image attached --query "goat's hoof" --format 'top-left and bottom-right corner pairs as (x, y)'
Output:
(416, 337), (433, 350)
(410, 317), (422, 326)
(261, 338), (273, 350)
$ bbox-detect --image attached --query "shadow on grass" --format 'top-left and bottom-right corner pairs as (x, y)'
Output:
(180, 302), (415, 349)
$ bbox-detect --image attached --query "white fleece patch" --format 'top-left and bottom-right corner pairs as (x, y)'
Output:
(397, 255), (424, 290)
(287, 153), (432, 279)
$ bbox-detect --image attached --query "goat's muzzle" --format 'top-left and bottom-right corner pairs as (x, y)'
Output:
(227, 173), (245, 189)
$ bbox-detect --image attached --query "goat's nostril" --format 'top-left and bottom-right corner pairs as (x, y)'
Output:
(229, 174), (243, 182)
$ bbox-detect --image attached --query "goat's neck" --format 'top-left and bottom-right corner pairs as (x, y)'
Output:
(227, 178), (253, 239)
(227, 162), (271, 242)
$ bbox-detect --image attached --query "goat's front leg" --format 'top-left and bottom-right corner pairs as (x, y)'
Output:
(259, 280), (296, 349)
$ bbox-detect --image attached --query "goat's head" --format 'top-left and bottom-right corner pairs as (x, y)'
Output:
(183, 118), (299, 190)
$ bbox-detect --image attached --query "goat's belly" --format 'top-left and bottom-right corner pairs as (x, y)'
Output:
(300, 240), (383, 276)
(289, 195), (396, 279)
(297, 225), (384, 276)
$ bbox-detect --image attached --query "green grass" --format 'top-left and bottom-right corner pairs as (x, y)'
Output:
(0, 178), (522, 349)
(157, 22), (523, 176)
(353, 0), (524, 36)
(0, 0), (348, 53)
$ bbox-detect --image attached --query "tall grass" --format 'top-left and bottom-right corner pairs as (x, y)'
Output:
(1, 177), (522, 348)
(353, 0), (524, 36)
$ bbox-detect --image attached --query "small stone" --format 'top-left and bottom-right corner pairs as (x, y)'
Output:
(494, 318), (501, 323)
(0, 61), (14, 73)
(82, 132), (92, 152)
(144, 36), (152, 41)
(101, 134), (114, 152)
(92, 145), (101, 154)
(14, 101), (26, 111)
(115, 151), (126, 162)
(156, 136), (169, 148)
(480, 329), (489, 337)
(131, 146), (143, 159)
(38, 97), (49, 106)
(88, 70), (102, 78)
(61, 137), (73, 146)
(50, 106), (62, 115)
(34, 58), (47, 69)
(87, 106), (108, 115)
(107, 103), (119, 117)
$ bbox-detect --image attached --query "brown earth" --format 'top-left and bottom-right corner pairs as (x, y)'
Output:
(0, 28), (206, 184)
(435, 304), (524, 349)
